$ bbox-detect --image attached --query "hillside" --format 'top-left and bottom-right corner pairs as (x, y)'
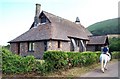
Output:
(87, 18), (120, 36)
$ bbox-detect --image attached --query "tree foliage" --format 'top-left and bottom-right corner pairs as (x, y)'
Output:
(109, 37), (120, 51)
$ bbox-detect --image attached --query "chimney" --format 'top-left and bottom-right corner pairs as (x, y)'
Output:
(34, 4), (41, 28)
(35, 4), (41, 16)
(75, 17), (81, 24)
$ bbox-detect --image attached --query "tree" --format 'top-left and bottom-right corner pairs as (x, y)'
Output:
(109, 37), (120, 51)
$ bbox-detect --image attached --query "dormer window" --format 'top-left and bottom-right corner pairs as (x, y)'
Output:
(41, 16), (46, 23)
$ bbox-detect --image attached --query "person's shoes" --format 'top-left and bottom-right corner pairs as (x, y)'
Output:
(104, 68), (107, 70)
(101, 69), (104, 73)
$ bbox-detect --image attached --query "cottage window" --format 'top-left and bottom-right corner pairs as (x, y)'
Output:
(28, 42), (35, 52)
(41, 16), (46, 23)
(44, 41), (47, 51)
(17, 43), (20, 55)
(58, 41), (61, 48)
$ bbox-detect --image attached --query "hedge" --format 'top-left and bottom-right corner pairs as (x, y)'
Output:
(34, 60), (47, 75)
(112, 52), (120, 59)
(2, 48), (119, 75)
(43, 51), (68, 71)
(2, 48), (35, 74)
(43, 51), (100, 71)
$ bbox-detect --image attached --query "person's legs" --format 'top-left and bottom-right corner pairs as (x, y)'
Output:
(101, 58), (104, 73)
(104, 60), (108, 70)
(109, 52), (112, 61)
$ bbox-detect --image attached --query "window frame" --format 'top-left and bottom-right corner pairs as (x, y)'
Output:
(28, 42), (35, 52)
(41, 16), (47, 23)
(58, 41), (61, 48)
(44, 41), (47, 51)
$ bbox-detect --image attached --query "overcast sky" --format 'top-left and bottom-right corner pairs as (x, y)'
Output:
(0, 0), (119, 45)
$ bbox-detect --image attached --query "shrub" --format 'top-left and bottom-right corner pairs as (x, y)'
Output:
(83, 52), (98, 65)
(43, 51), (68, 71)
(34, 60), (47, 75)
(109, 38), (120, 51)
(3, 48), (111, 75)
(43, 51), (100, 71)
(2, 48), (35, 74)
(112, 52), (120, 59)
(67, 51), (99, 67)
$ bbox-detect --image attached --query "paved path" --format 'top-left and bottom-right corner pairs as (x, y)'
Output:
(80, 60), (119, 77)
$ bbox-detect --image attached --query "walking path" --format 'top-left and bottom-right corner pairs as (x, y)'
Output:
(80, 60), (119, 77)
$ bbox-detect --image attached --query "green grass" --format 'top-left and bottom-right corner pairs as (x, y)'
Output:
(46, 63), (100, 77)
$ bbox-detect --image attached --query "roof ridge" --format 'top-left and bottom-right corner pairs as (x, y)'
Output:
(42, 10), (76, 24)
(42, 11), (85, 30)
(42, 10), (64, 19)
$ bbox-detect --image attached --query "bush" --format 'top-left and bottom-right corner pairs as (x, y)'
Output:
(83, 52), (98, 65)
(109, 38), (120, 51)
(2, 48), (35, 74)
(66, 51), (99, 67)
(112, 52), (120, 59)
(43, 51), (68, 71)
(43, 51), (100, 71)
(3, 48), (114, 75)
(34, 60), (47, 75)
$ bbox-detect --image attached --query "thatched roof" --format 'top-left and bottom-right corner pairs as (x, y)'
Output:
(87, 36), (109, 45)
(9, 11), (89, 43)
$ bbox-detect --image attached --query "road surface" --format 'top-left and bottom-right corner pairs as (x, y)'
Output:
(80, 60), (119, 77)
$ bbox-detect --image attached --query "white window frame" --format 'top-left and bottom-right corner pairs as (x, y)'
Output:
(28, 42), (35, 52)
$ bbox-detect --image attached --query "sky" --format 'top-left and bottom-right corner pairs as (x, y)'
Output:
(0, 0), (119, 45)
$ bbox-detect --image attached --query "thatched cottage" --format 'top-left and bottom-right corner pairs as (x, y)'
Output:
(87, 36), (109, 51)
(9, 4), (109, 59)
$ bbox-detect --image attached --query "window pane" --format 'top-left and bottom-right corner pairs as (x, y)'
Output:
(28, 42), (34, 51)
(58, 41), (60, 48)
(29, 43), (31, 51)
(41, 17), (46, 23)
(44, 41), (47, 51)
(32, 43), (35, 51)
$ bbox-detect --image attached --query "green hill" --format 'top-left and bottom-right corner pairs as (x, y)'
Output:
(87, 18), (120, 36)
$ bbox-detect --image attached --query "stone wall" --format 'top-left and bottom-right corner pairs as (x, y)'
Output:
(86, 45), (102, 51)
(10, 43), (19, 54)
(20, 42), (45, 59)
(20, 42), (28, 56)
(10, 40), (70, 59)
(34, 42), (45, 59)
(86, 45), (95, 51)
(47, 40), (70, 52)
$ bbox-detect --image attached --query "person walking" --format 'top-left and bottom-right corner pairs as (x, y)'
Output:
(101, 44), (109, 54)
